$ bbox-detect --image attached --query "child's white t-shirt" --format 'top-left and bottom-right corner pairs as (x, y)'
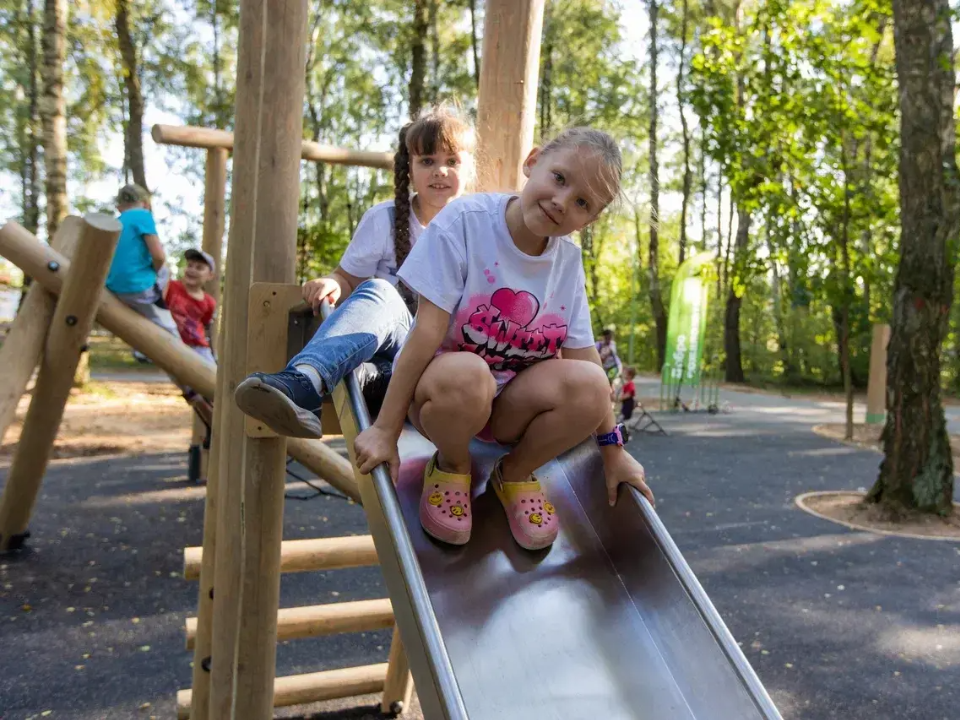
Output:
(338, 199), (425, 284)
(397, 193), (595, 390)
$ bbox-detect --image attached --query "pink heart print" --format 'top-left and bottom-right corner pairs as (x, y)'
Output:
(491, 288), (540, 328)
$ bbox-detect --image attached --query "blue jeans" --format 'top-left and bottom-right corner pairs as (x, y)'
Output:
(287, 279), (412, 408)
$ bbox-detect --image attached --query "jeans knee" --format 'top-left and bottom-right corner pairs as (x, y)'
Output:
(358, 277), (398, 300)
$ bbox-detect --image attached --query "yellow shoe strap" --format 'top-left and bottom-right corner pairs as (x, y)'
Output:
(425, 453), (471, 488)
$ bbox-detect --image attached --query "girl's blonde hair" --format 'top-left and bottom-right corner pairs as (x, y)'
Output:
(393, 105), (477, 267)
(539, 127), (623, 208)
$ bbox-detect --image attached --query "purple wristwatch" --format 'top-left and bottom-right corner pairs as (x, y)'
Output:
(596, 423), (626, 448)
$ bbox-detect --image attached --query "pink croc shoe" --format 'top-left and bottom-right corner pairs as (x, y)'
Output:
(491, 459), (558, 551)
(419, 453), (472, 546)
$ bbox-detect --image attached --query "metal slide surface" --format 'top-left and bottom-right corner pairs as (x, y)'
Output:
(341, 369), (782, 720)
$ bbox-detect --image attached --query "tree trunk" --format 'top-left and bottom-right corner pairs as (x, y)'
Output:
(21, 0), (41, 235)
(40, 0), (68, 240)
(765, 220), (795, 380)
(115, 0), (147, 189)
(428, 0), (440, 103)
(716, 171), (724, 297)
(676, 0), (691, 265)
(699, 128), (707, 255)
(580, 225), (604, 328)
(868, 0), (959, 515)
(839, 146), (855, 440)
(409, 0), (428, 118)
(647, 0), (667, 368)
(723, 204), (749, 382)
(539, 7), (553, 141)
(468, 0), (480, 89)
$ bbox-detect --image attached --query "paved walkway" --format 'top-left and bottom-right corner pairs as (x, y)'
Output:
(0, 374), (957, 719)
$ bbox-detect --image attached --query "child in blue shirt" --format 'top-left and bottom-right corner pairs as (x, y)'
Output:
(106, 184), (210, 421)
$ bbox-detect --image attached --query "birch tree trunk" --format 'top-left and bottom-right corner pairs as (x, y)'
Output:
(646, 0), (667, 369)
(115, 0), (147, 189)
(40, 0), (68, 240)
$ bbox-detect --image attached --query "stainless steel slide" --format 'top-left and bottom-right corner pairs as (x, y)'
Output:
(340, 367), (782, 720)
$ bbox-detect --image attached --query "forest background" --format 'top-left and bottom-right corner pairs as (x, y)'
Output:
(0, 0), (947, 392)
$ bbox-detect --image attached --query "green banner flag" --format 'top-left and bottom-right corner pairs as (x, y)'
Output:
(663, 251), (713, 388)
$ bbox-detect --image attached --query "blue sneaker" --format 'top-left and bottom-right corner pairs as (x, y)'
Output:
(234, 370), (324, 438)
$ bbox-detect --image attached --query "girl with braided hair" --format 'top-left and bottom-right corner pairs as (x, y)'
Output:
(353, 128), (653, 551)
(236, 105), (476, 437)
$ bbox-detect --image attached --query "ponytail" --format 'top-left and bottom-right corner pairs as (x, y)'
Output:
(393, 123), (414, 268)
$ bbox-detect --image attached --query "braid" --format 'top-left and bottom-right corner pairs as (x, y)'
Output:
(393, 123), (413, 267)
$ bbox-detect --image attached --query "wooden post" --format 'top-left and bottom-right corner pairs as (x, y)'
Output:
(866, 324), (890, 425)
(0, 217), (83, 444)
(208, 0), (308, 715)
(233, 0), (308, 715)
(475, 0), (546, 192)
(187, 147), (228, 720)
(0, 214), (120, 551)
(381, 626), (414, 715)
(205, 0), (266, 711)
(189, 147), (229, 480)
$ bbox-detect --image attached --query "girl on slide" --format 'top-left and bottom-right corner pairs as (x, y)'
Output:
(234, 105), (476, 436)
(353, 127), (654, 551)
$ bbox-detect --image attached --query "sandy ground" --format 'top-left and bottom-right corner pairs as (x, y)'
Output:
(1, 381), (195, 460)
(814, 421), (960, 463)
(799, 491), (960, 540)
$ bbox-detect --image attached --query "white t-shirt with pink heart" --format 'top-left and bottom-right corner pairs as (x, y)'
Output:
(396, 192), (595, 391)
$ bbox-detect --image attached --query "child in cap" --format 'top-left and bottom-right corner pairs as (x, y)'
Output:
(164, 249), (218, 365)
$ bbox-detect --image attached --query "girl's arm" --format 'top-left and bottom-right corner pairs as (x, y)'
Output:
(143, 234), (166, 271)
(353, 298), (450, 480)
(561, 345), (655, 506)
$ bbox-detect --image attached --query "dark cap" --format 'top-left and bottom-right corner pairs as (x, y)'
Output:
(117, 184), (150, 204)
(185, 248), (216, 274)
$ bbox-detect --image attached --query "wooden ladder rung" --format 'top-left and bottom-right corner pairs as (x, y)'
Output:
(183, 535), (378, 580)
(185, 598), (394, 649)
(176, 663), (388, 719)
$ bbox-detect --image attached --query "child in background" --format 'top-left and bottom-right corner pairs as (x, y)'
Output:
(597, 327), (622, 384)
(353, 127), (654, 552)
(105, 184), (179, 338)
(619, 366), (637, 424)
(105, 185), (210, 420)
(164, 249), (218, 365)
(235, 105), (476, 437)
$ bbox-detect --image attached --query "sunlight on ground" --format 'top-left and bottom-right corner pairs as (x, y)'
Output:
(2, 381), (194, 458)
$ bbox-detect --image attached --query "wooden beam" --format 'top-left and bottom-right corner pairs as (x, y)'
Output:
(0, 216), (83, 444)
(177, 664), (389, 719)
(151, 124), (394, 170)
(476, 0), (546, 192)
(0, 222), (360, 501)
(183, 535), (379, 580)
(0, 214), (120, 551)
(185, 599), (394, 649)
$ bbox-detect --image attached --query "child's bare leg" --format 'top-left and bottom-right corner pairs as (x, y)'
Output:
(410, 352), (496, 474)
(490, 359), (609, 483)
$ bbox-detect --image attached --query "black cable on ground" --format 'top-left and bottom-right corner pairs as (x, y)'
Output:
(284, 462), (350, 502)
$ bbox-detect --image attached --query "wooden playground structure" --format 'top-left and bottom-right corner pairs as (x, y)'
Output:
(0, 0), (545, 718)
